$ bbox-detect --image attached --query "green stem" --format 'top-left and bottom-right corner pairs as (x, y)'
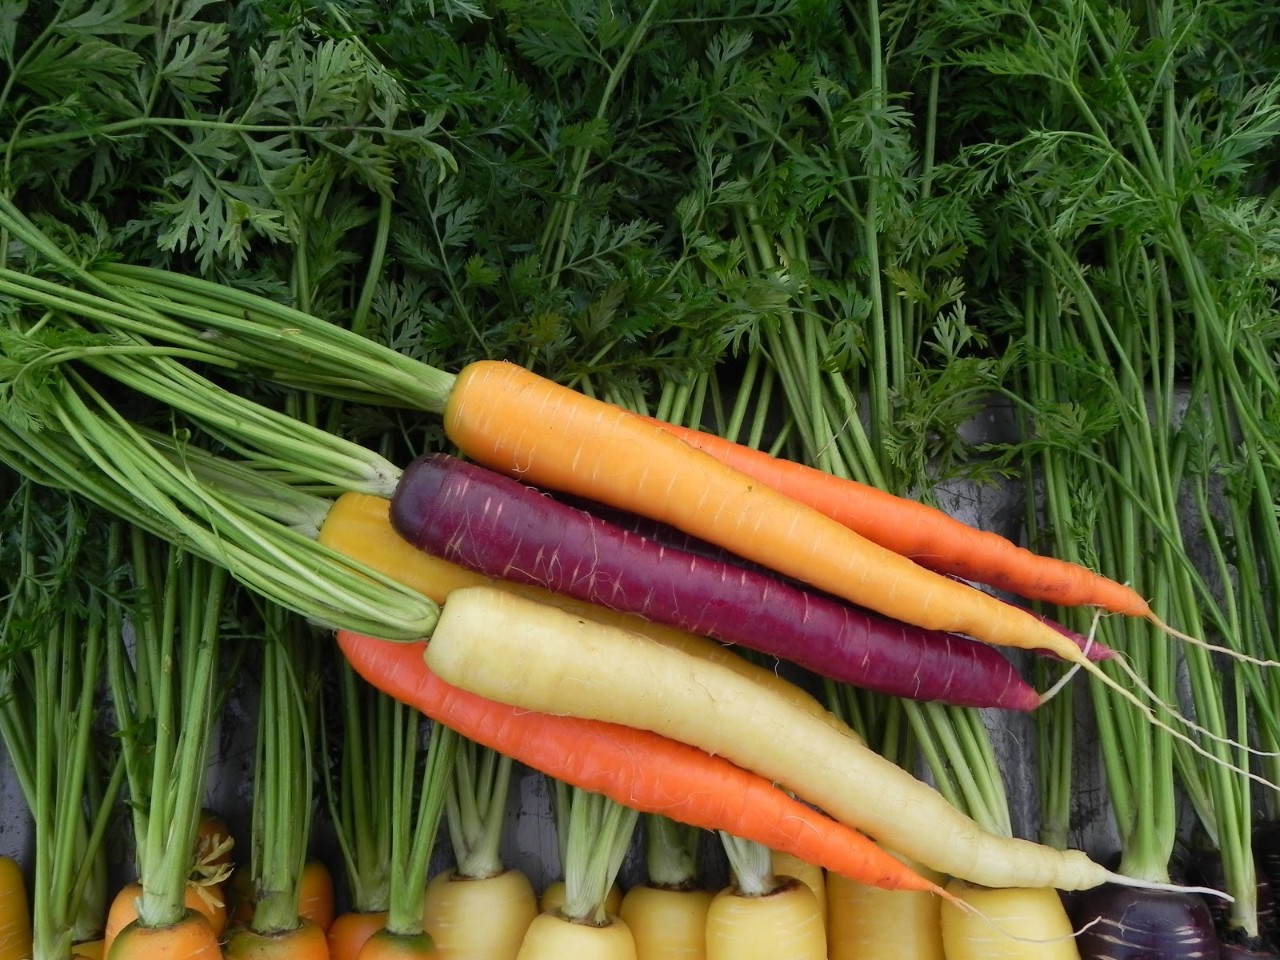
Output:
(386, 719), (458, 935)
(718, 834), (777, 899)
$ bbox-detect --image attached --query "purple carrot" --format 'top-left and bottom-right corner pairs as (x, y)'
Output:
(1068, 885), (1222, 960)
(390, 452), (1041, 711)
(573, 493), (1114, 663)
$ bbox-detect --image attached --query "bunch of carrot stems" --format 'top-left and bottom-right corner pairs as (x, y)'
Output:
(0, 486), (117, 959)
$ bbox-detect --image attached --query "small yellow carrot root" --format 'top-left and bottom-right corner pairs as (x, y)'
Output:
(514, 910), (636, 960)
(617, 885), (714, 960)
(825, 858), (945, 960)
(939, 881), (1081, 960)
(705, 879), (826, 960)
(539, 881), (623, 919)
(422, 868), (538, 960)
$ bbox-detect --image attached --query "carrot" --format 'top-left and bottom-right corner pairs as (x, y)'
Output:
(539, 883), (623, 919)
(421, 585), (1220, 894)
(440, 360), (1127, 663)
(420, 733), (538, 960)
(514, 910), (637, 960)
(333, 629), (953, 900)
(770, 850), (826, 928)
(0, 856), (31, 960)
(107, 911), (221, 960)
(617, 816), (712, 960)
(617, 884), (713, 960)
(441, 362), (1252, 762)
(356, 929), (439, 959)
(223, 919), (330, 959)
(939, 881), (1081, 960)
(706, 836), (824, 960)
(705, 880), (825, 960)
(422, 868), (537, 960)
(388, 453), (1039, 710)
(825, 860), (945, 960)
(318, 491), (866, 739)
(104, 882), (227, 953)
(641, 415), (1150, 617)
(194, 809), (235, 877)
(298, 860), (335, 934)
(327, 911), (389, 960)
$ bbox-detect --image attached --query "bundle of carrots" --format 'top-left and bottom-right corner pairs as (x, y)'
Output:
(0, 223), (1243, 941)
(316, 359), (1235, 904)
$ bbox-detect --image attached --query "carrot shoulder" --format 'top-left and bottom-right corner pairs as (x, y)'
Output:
(639, 415), (1150, 617)
(334, 630), (949, 899)
(442, 360), (1094, 663)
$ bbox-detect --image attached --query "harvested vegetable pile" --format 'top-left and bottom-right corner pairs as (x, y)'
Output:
(2, 1), (1279, 958)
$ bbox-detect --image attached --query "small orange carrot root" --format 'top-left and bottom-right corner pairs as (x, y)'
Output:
(298, 859), (336, 933)
(222, 918), (329, 959)
(104, 881), (227, 956)
(106, 911), (221, 960)
(328, 911), (389, 960)
(356, 928), (438, 959)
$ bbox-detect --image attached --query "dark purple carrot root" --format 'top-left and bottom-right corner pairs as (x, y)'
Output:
(1068, 885), (1221, 960)
(390, 453), (1041, 711)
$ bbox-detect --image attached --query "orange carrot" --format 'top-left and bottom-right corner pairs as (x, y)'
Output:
(298, 860), (335, 933)
(107, 910), (221, 960)
(356, 929), (438, 959)
(640, 415), (1149, 616)
(0, 856), (31, 960)
(103, 880), (227, 955)
(222, 919), (329, 959)
(440, 360), (1119, 663)
(328, 911), (389, 960)
(334, 630), (954, 901)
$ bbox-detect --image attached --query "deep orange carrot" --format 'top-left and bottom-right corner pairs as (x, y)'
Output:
(440, 360), (1107, 664)
(355, 928), (438, 959)
(107, 911), (221, 960)
(104, 881), (227, 955)
(297, 860), (335, 934)
(328, 911), (389, 960)
(334, 629), (955, 902)
(222, 918), (329, 959)
(640, 415), (1150, 617)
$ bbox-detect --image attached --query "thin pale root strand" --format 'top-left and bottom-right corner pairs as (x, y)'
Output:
(1147, 612), (1280, 669)
(1036, 616), (1280, 766)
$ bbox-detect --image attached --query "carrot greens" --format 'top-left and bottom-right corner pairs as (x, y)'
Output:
(442, 737), (515, 882)
(381, 715), (457, 938)
(105, 523), (231, 937)
(549, 781), (639, 926)
(321, 658), (395, 919)
(0, 484), (120, 959)
(237, 605), (319, 937)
